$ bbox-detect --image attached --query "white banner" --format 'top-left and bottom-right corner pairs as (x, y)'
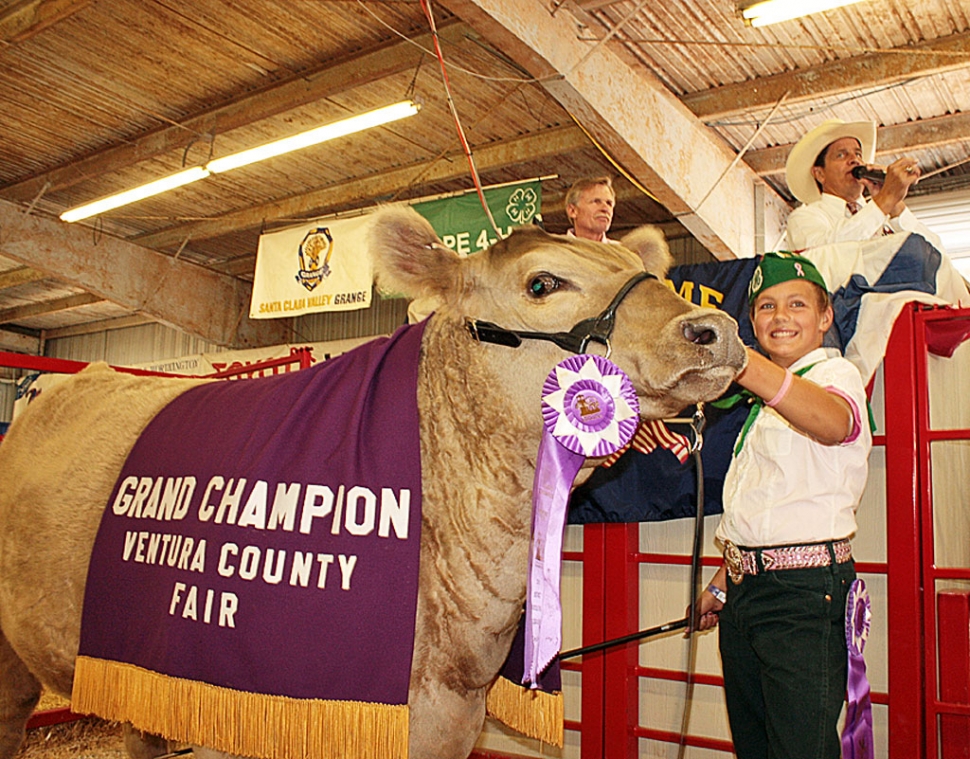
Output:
(134, 337), (375, 377)
(12, 336), (377, 419)
(251, 214), (374, 319)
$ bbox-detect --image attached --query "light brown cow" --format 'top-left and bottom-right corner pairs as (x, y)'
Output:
(0, 207), (746, 759)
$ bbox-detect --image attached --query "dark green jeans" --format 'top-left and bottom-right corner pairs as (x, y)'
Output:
(718, 555), (855, 759)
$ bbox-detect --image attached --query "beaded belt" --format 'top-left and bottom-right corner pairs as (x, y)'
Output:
(723, 539), (852, 585)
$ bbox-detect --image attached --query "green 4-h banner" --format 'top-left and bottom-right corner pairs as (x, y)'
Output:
(411, 180), (542, 255)
(250, 180), (541, 318)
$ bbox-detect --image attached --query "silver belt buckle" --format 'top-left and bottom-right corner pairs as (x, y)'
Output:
(724, 541), (744, 585)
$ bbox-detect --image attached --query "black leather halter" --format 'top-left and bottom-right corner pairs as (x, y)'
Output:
(465, 271), (656, 356)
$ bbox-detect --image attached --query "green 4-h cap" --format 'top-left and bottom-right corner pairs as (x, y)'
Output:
(748, 251), (829, 304)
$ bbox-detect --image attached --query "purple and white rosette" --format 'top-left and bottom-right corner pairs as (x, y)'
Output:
(842, 578), (874, 759)
(523, 355), (639, 686)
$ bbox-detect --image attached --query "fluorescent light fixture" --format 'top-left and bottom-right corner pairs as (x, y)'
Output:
(60, 100), (420, 223)
(206, 100), (420, 173)
(60, 167), (210, 223)
(739, 0), (868, 26)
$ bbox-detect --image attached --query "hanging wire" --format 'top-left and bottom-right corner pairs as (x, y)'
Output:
(405, 54), (425, 101)
(355, 0), (537, 84)
(706, 78), (921, 128)
(418, 0), (501, 236)
(561, 0), (652, 80)
(567, 113), (663, 204)
(694, 90), (790, 212)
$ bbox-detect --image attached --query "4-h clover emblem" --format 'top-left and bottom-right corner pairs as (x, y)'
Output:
(506, 187), (538, 225)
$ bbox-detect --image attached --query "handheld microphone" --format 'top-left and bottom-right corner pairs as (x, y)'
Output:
(851, 165), (886, 182)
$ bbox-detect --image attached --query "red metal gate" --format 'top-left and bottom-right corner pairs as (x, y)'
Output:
(884, 305), (970, 759)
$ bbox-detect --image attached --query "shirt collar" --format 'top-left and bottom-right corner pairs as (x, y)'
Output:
(790, 347), (831, 373)
(820, 192), (866, 209)
(567, 228), (612, 244)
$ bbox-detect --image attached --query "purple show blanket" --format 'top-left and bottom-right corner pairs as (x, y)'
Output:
(78, 321), (426, 705)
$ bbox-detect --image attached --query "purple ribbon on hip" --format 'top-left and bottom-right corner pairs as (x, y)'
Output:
(523, 355), (639, 686)
(842, 578), (874, 759)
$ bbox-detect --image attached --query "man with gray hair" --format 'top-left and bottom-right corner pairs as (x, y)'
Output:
(564, 176), (618, 243)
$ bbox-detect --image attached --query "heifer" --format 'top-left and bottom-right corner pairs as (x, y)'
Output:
(0, 207), (745, 759)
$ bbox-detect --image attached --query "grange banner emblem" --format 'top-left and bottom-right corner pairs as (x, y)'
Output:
(296, 226), (334, 291)
(251, 181), (543, 318)
(251, 214), (374, 318)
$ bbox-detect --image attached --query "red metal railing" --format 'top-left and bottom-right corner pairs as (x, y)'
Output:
(910, 307), (970, 759)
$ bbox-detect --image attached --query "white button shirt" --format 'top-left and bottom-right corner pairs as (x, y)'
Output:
(715, 348), (872, 548)
(786, 193), (942, 251)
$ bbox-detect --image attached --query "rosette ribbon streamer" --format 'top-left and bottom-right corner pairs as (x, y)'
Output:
(842, 579), (874, 759)
(524, 354), (639, 686)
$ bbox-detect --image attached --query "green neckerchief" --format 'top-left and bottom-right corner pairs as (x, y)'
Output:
(711, 362), (820, 456)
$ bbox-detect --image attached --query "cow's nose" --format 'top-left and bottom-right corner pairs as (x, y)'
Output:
(683, 321), (717, 345)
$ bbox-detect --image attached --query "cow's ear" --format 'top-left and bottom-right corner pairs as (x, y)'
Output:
(620, 225), (672, 278)
(368, 206), (462, 300)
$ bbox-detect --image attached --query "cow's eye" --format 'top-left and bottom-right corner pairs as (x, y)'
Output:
(529, 273), (560, 297)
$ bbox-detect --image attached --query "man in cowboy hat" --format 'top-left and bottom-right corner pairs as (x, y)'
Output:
(784, 118), (941, 251)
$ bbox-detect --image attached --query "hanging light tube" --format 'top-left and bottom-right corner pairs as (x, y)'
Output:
(60, 167), (211, 223)
(60, 100), (420, 223)
(739, 0), (868, 27)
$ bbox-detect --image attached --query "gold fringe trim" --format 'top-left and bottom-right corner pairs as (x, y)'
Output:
(73, 656), (409, 759)
(485, 676), (563, 748)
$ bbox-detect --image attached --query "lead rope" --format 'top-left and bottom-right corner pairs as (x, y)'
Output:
(677, 405), (706, 759)
(554, 407), (709, 752)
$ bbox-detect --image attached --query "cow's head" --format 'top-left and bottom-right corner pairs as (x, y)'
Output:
(369, 207), (746, 419)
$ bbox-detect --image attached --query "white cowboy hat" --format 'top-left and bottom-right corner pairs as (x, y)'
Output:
(785, 119), (876, 205)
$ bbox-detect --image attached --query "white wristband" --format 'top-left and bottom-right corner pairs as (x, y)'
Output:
(707, 584), (727, 604)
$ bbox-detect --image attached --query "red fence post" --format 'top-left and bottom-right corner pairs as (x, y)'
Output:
(882, 306), (924, 758)
(938, 592), (970, 759)
(582, 523), (608, 759)
(602, 522), (639, 759)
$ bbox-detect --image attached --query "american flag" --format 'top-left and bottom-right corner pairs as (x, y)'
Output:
(600, 418), (691, 468)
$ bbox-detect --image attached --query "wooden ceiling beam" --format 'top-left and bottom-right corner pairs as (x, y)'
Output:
(682, 30), (970, 120)
(0, 291), (101, 324)
(0, 0), (91, 44)
(133, 125), (592, 251)
(0, 327), (39, 353)
(0, 266), (48, 290)
(42, 313), (156, 341)
(744, 111), (970, 176)
(0, 199), (289, 348)
(0, 19), (471, 204)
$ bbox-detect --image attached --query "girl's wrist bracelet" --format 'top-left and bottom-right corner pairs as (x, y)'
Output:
(765, 367), (794, 408)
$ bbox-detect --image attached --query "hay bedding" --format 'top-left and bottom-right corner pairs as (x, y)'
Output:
(20, 691), (194, 759)
(19, 693), (124, 759)
(18, 716), (126, 759)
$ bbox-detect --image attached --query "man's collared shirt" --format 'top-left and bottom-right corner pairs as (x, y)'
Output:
(786, 192), (942, 251)
(566, 228), (621, 245)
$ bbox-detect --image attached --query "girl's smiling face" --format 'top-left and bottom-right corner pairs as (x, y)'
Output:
(751, 279), (833, 368)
